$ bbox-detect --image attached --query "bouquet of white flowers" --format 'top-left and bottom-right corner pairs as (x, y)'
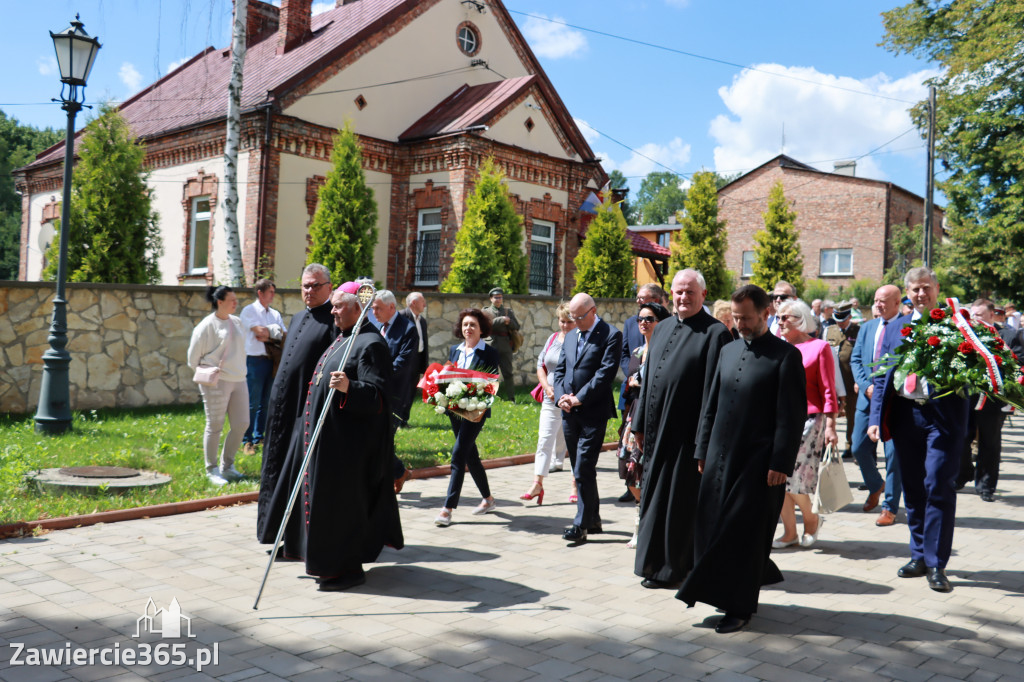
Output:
(419, 363), (500, 422)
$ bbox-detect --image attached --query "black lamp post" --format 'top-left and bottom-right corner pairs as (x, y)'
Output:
(34, 15), (101, 434)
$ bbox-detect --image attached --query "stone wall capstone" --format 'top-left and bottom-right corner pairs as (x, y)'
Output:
(0, 282), (636, 414)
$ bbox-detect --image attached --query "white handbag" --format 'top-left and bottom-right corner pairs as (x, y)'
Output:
(812, 444), (854, 514)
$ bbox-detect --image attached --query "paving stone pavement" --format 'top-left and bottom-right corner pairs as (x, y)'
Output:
(3, 419), (1024, 681)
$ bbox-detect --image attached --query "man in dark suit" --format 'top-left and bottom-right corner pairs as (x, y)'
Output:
(616, 283), (667, 502)
(370, 289), (418, 491)
(869, 267), (969, 593)
(957, 299), (1024, 501)
(399, 291), (429, 426)
(552, 293), (623, 543)
(850, 284), (903, 526)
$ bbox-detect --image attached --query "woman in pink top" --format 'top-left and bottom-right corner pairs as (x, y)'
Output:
(773, 299), (839, 549)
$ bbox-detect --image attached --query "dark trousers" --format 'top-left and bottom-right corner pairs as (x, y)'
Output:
(563, 413), (607, 529)
(889, 395), (968, 569)
(492, 339), (516, 402)
(960, 405), (1007, 494)
(444, 414), (490, 509)
(244, 356), (274, 444)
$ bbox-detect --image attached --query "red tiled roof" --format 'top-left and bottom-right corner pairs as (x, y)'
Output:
(399, 76), (537, 142)
(27, 0), (413, 169)
(579, 222), (670, 259)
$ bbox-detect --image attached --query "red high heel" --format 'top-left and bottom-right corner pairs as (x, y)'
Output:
(520, 486), (544, 505)
(569, 493), (578, 503)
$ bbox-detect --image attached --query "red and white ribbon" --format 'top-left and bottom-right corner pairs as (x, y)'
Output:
(947, 297), (1003, 396)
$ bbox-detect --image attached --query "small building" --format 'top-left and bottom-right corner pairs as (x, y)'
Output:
(718, 155), (944, 288)
(14, 0), (605, 297)
(626, 220), (674, 286)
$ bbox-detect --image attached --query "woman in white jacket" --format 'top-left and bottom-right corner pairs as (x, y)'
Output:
(187, 285), (249, 486)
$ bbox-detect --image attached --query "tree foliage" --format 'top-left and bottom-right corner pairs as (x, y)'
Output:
(632, 171), (687, 225)
(0, 111), (61, 280)
(441, 157), (527, 294)
(669, 170), (730, 299)
(573, 194), (634, 298)
(307, 122), (378, 285)
(42, 104), (162, 284)
(751, 181), (803, 294)
(882, 0), (1024, 297)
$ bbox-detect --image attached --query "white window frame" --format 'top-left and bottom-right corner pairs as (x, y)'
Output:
(189, 196), (211, 275)
(741, 250), (756, 278)
(457, 26), (478, 55)
(414, 208), (442, 286)
(820, 248), (853, 276)
(529, 219), (555, 295)
(657, 232), (670, 249)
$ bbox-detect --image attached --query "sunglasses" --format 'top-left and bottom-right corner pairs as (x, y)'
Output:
(771, 294), (791, 301)
(777, 314), (797, 322)
(637, 315), (658, 324)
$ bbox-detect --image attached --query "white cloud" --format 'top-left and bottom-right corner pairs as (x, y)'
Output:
(312, 2), (333, 14)
(522, 14), (587, 59)
(38, 56), (58, 76)
(615, 137), (692, 180)
(119, 62), (143, 92)
(711, 64), (941, 180)
(166, 57), (189, 74)
(574, 117), (600, 146)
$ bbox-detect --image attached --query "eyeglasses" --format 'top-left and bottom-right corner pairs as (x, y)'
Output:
(301, 281), (329, 291)
(771, 294), (791, 301)
(570, 306), (596, 322)
(637, 315), (658, 324)
(777, 314), (797, 322)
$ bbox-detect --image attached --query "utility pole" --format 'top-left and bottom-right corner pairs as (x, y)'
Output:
(923, 85), (936, 268)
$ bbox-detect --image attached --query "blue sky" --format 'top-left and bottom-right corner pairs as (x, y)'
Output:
(3, 0), (939, 201)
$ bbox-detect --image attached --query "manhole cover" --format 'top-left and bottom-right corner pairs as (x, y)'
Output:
(58, 466), (140, 479)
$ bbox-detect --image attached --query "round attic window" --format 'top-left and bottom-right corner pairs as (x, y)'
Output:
(457, 22), (480, 56)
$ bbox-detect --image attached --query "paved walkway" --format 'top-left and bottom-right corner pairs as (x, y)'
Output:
(3, 420), (1024, 681)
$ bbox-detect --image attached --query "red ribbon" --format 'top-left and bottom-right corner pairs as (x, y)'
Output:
(947, 298), (1003, 397)
(418, 362), (500, 402)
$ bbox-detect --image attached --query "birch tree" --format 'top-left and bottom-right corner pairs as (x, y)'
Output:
(221, 0), (247, 285)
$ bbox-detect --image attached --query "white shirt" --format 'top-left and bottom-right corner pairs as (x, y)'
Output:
(456, 338), (486, 369)
(239, 300), (286, 357)
(412, 313), (424, 352)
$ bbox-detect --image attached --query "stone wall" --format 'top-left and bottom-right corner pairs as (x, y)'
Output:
(0, 283), (636, 414)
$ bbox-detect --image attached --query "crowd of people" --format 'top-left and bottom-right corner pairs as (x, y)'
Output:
(185, 263), (1021, 629)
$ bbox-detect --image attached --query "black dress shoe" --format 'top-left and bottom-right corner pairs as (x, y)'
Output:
(715, 613), (750, 634)
(318, 573), (366, 592)
(563, 525), (587, 542)
(897, 558), (927, 578)
(618, 489), (635, 502)
(641, 578), (681, 590)
(980, 490), (995, 502)
(926, 567), (952, 593)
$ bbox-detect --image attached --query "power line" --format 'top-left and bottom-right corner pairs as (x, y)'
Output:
(505, 9), (921, 106)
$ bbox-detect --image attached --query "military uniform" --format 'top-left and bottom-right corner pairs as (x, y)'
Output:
(483, 288), (519, 402)
(825, 304), (859, 450)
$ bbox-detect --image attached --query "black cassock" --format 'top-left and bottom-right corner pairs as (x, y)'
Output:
(300, 319), (404, 577)
(256, 301), (337, 543)
(632, 310), (733, 584)
(677, 332), (806, 615)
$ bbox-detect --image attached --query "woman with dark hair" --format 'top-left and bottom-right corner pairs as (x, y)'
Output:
(187, 285), (249, 486)
(620, 301), (671, 548)
(434, 308), (502, 527)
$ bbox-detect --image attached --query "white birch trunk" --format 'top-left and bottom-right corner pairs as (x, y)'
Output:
(221, 0), (247, 285)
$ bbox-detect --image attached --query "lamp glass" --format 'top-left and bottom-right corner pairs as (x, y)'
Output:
(51, 22), (100, 86)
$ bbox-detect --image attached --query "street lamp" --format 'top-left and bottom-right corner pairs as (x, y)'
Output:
(34, 15), (101, 434)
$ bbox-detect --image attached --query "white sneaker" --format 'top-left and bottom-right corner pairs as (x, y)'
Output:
(434, 509), (452, 527)
(548, 463), (563, 473)
(206, 469), (228, 486)
(221, 466), (244, 482)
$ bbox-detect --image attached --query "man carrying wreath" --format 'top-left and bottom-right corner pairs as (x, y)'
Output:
(868, 267), (968, 593)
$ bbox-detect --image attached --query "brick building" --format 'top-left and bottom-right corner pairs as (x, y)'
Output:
(719, 155), (944, 289)
(14, 0), (606, 296)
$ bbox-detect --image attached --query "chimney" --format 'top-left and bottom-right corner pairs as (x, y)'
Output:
(277, 0), (312, 55)
(246, 0), (280, 47)
(833, 160), (856, 177)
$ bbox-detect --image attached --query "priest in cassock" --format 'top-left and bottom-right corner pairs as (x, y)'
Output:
(632, 269), (733, 589)
(256, 264), (338, 549)
(677, 285), (806, 634)
(303, 287), (403, 590)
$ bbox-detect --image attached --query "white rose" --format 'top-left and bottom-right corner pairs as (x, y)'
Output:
(435, 394), (448, 407)
(458, 398), (469, 409)
(446, 383), (461, 398)
(434, 405), (446, 414)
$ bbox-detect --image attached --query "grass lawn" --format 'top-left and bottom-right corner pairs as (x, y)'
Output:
(0, 384), (619, 525)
